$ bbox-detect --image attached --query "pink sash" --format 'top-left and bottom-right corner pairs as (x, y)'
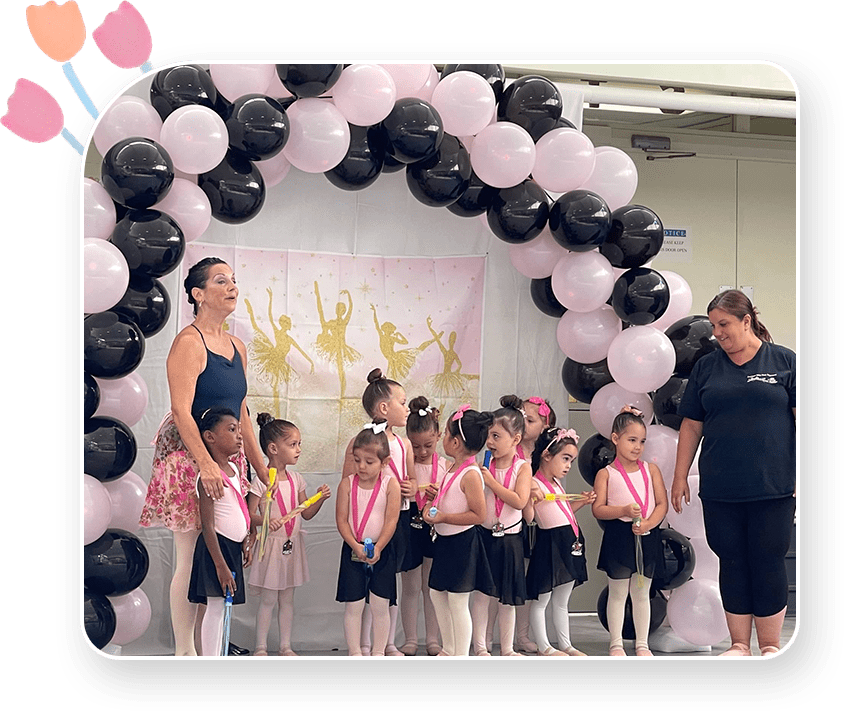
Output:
(535, 472), (578, 537)
(612, 458), (650, 519)
(415, 451), (439, 509)
(490, 456), (517, 520)
(433, 457), (475, 509)
(273, 475), (298, 538)
(352, 473), (383, 542)
(222, 475), (251, 532)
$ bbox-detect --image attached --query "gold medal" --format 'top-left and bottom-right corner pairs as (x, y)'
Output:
(282, 539), (293, 556)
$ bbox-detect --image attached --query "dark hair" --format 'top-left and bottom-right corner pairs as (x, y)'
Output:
(446, 408), (494, 453)
(361, 368), (402, 418)
(352, 417), (391, 461)
(256, 412), (299, 454)
(184, 257), (228, 315)
(406, 395), (440, 435)
(531, 427), (579, 474)
(524, 396), (557, 428)
(707, 289), (772, 343)
(197, 406), (238, 433)
(611, 410), (646, 437)
(492, 394), (526, 438)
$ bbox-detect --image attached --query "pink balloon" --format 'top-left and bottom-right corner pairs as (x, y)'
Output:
(256, 150), (292, 188)
(470, 122), (536, 189)
(642, 424), (680, 491)
(557, 305), (623, 365)
(666, 578), (729, 647)
(331, 64), (396, 127)
(209, 64), (274, 102)
(580, 146), (639, 211)
(103, 470), (148, 532)
(508, 229), (568, 279)
(84, 178), (116, 240)
(94, 372), (149, 427)
(282, 98), (351, 173)
(266, 70), (294, 99)
(431, 71), (496, 137)
(414, 64), (440, 102)
(689, 537), (720, 581)
(152, 178), (211, 243)
(84, 239), (129, 314)
(93, 95), (162, 157)
(666, 472), (705, 538)
(607, 325), (676, 393)
(532, 128), (596, 194)
(379, 64), (432, 99)
(107, 589), (152, 646)
(158, 105), (228, 175)
(173, 168), (197, 184)
(84, 474), (112, 545)
(551, 250), (614, 312)
(651, 270), (694, 331)
(589, 382), (653, 438)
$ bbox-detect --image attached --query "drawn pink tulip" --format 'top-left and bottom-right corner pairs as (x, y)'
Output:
(93, 2), (153, 72)
(1, 78), (82, 152)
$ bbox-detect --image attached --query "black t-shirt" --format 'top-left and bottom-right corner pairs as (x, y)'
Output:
(678, 341), (796, 502)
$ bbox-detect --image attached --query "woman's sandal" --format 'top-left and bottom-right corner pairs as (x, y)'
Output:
(719, 642), (752, 656)
(760, 646), (780, 657)
(252, 646), (268, 656)
(537, 647), (567, 656)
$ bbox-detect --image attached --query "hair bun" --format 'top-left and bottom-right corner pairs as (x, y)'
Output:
(256, 412), (275, 428)
(499, 394), (524, 410)
(367, 368), (385, 384)
(478, 411), (495, 427)
(408, 395), (430, 412)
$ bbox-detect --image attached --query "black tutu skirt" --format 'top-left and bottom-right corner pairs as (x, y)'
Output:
(428, 526), (496, 596)
(395, 505), (424, 572)
(335, 540), (397, 604)
(526, 525), (587, 599)
(597, 518), (665, 581)
(188, 532), (246, 605)
(478, 526), (528, 606)
(407, 502), (435, 561)
(521, 519), (537, 559)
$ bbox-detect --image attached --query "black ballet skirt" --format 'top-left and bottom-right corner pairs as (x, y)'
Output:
(525, 525), (588, 599)
(335, 540), (397, 604)
(188, 532), (246, 605)
(477, 525), (527, 606)
(596, 518), (665, 581)
(428, 526), (496, 596)
(394, 507), (424, 572)
(407, 501), (434, 561)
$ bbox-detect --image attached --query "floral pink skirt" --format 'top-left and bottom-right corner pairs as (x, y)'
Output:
(139, 413), (248, 532)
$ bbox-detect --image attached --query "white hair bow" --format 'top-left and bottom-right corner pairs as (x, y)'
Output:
(364, 421), (388, 434)
(418, 407), (432, 417)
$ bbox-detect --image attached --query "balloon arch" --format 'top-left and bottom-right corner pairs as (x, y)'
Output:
(83, 63), (725, 651)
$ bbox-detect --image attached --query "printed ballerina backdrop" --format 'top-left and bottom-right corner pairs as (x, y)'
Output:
(179, 242), (485, 472)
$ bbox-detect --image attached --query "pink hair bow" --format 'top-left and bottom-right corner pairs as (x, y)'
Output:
(528, 396), (551, 419)
(452, 404), (471, 421)
(556, 428), (579, 444)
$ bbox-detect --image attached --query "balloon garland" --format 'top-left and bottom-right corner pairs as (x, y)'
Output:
(83, 62), (724, 651)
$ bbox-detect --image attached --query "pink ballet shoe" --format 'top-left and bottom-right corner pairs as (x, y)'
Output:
(760, 645), (780, 657)
(426, 643), (443, 656)
(501, 650), (524, 656)
(609, 645), (626, 656)
(399, 642), (418, 656)
(279, 648), (298, 656)
(515, 638), (539, 654)
(474, 647), (491, 657)
(385, 644), (404, 656)
(537, 647), (567, 656)
(360, 645), (371, 656)
(635, 646), (654, 657)
(719, 643), (752, 656)
(252, 646), (268, 657)
(562, 647), (588, 657)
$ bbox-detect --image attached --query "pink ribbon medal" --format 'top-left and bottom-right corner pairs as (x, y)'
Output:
(536, 472), (579, 537)
(272, 476), (298, 538)
(613, 458), (650, 523)
(351, 473), (383, 544)
(222, 473), (251, 534)
(489, 456), (516, 535)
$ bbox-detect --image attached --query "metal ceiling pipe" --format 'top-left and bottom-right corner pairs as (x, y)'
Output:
(553, 81), (796, 119)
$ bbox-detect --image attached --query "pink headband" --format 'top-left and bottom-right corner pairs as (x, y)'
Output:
(452, 404), (471, 440)
(528, 396), (551, 420)
(542, 427), (579, 454)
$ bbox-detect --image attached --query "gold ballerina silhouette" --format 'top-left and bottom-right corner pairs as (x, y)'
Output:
(314, 281), (361, 399)
(425, 315), (479, 398)
(371, 303), (437, 380)
(245, 289), (314, 416)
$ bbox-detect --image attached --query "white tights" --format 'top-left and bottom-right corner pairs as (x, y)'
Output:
(530, 581), (575, 652)
(607, 576), (652, 650)
(171, 530), (200, 656)
(399, 567), (423, 648)
(429, 589), (472, 656)
(255, 588), (295, 652)
(346, 594), (390, 655)
(201, 597), (226, 656)
(471, 593), (516, 655)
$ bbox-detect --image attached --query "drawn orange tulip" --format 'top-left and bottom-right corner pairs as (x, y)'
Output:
(26, 1), (86, 62)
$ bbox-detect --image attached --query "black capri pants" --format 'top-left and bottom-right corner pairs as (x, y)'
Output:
(701, 495), (795, 618)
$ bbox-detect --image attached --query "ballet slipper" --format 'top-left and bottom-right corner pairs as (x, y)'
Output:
(399, 642), (418, 656)
(537, 647), (567, 656)
(562, 647), (587, 657)
(515, 638), (539, 654)
(252, 646), (268, 657)
(426, 643), (443, 656)
(501, 650), (524, 656)
(385, 644), (404, 656)
(719, 642), (752, 657)
(760, 646), (780, 657)
(279, 648), (298, 656)
(609, 645), (626, 656)
(360, 645), (371, 656)
(635, 646), (654, 657)
(475, 648), (491, 657)
(436, 650), (450, 656)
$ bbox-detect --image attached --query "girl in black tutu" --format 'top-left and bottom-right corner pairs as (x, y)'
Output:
(592, 407), (668, 656)
(524, 427), (596, 656)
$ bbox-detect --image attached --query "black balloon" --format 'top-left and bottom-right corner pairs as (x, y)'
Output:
(198, 150), (266, 224)
(111, 274), (171, 337)
(380, 98), (444, 164)
(84, 372), (100, 420)
(578, 432), (615, 487)
(101, 138), (174, 210)
(149, 65), (217, 120)
(611, 267), (670, 325)
(84, 416), (137, 482)
(84, 529), (150, 596)
(548, 190), (612, 252)
(224, 94), (289, 161)
(486, 179), (549, 244)
(441, 64), (506, 102)
(446, 171), (498, 218)
(653, 528), (696, 591)
(652, 376), (688, 430)
(498, 75), (564, 142)
(84, 311), (145, 379)
(110, 209), (185, 278)
(381, 151), (406, 174)
(562, 358), (614, 405)
(276, 64), (343, 98)
(665, 315), (718, 377)
(600, 204), (665, 269)
(84, 590), (116, 649)
(325, 124), (385, 191)
(597, 586), (667, 639)
(529, 277), (567, 318)
(406, 134), (471, 207)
